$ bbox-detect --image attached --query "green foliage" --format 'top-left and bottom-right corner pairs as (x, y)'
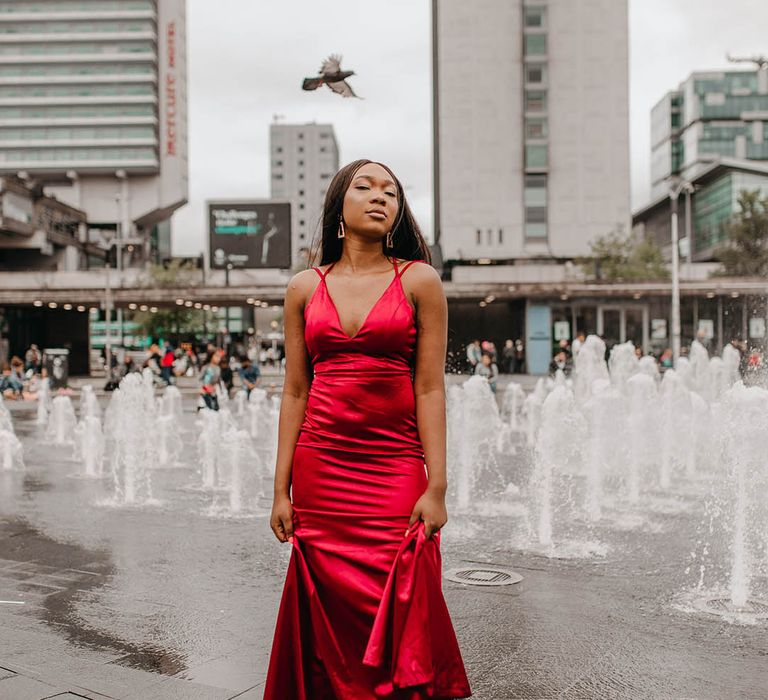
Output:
(133, 259), (206, 341)
(714, 189), (768, 277)
(131, 307), (206, 342)
(579, 230), (669, 282)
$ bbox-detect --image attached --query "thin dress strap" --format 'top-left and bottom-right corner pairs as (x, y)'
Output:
(396, 259), (422, 278)
(313, 262), (335, 280)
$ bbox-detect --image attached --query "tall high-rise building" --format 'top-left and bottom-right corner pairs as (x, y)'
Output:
(0, 0), (188, 266)
(433, 0), (630, 264)
(269, 122), (339, 266)
(650, 67), (768, 198)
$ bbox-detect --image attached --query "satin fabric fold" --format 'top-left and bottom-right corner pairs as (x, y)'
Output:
(263, 260), (471, 699)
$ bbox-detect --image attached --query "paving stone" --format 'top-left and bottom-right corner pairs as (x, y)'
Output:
(0, 673), (61, 700)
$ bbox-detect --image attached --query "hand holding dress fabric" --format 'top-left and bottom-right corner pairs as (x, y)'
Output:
(408, 489), (448, 539)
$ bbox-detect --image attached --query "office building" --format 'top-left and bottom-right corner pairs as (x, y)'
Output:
(651, 66), (768, 200)
(0, 0), (188, 269)
(269, 121), (339, 267)
(433, 0), (630, 265)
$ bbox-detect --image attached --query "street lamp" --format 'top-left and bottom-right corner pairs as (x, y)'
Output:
(668, 178), (695, 364)
(101, 228), (115, 375)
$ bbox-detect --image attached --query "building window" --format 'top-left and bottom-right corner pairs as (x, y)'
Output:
(524, 174), (548, 239)
(498, 228), (503, 244)
(298, 160), (304, 166)
(476, 229), (482, 245)
(486, 229), (492, 245)
(525, 90), (547, 112)
(525, 117), (548, 138)
(299, 203), (305, 209)
(299, 173), (304, 180)
(300, 233), (305, 240)
(298, 133), (304, 139)
(275, 146), (283, 153)
(298, 189), (304, 195)
(524, 33), (547, 56)
(320, 146), (327, 152)
(525, 64), (546, 84)
(274, 160), (283, 166)
(524, 6), (546, 28)
(298, 146), (304, 153)
(321, 173), (332, 179)
(300, 219), (305, 226)
(273, 174), (283, 180)
(525, 144), (548, 168)
(320, 133), (330, 139)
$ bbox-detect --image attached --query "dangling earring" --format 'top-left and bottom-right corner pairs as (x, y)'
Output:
(337, 215), (346, 239)
(386, 230), (393, 248)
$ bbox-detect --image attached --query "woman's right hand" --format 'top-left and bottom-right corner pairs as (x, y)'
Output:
(270, 493), (294, 543)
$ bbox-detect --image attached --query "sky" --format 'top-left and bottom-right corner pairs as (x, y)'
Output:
(171, 0), (768, 256)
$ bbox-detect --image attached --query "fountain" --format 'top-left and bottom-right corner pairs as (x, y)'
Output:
(161, 385), (184, 421)
(155, 414), (183, 467)
(79, 384), (101, 419)
(46, 395), (77, 446)
(74, 415), (104, 478)
(625, 373), (659, 503)
(36, 376), (51, 425)
(197, 409), (221, 489)
(107, 374), (155, 504)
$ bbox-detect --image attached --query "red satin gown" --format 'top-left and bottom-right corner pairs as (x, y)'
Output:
(264, 258), (471, 699)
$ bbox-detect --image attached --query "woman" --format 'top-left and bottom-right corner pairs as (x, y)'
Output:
(265, 160), (471, 699)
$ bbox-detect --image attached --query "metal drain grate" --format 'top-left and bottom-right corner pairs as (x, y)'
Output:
(444, 566), (523, 587)
(693, 597), (768, 619)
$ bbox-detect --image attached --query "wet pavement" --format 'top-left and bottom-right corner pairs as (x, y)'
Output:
(1, 382), (767, 699)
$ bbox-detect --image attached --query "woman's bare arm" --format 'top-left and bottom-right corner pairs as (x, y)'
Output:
(270, 270), (315, 542)
(406, 263), (449, 537)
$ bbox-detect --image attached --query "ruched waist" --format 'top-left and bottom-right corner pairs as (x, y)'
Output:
(311, 353), (413, 377)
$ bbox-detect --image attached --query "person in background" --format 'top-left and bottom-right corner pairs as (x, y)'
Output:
(219, 355), (234, 397)
(558, 338), (572, 358)
(199, 352), (221, 411)
(514, 338), (525, 374)
(634, 345), (643, 359)
(238, 356), (261, 396)
(572, 331), (586, 357)
(549, 349), (572, 377)
(24, 344), (40, 375)
(466, 339), (482, 373)
(501, 339), (515, 374)
(160, 344), (175, 385)
(1, 358), (24, 398)
(474, 351), (499, 393)
(659, 348), (673, 371)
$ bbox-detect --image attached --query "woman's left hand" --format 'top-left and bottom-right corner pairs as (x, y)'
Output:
(408, 489), (448, 539)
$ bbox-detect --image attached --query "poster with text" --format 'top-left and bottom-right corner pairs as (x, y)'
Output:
(208, 201), (291, 269)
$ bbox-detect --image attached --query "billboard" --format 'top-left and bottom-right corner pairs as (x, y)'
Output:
(208, 201), (291, 269)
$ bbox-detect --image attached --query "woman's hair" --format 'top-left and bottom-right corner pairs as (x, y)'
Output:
(309, 159), (431, 266)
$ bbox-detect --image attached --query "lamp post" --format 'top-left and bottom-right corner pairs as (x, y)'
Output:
(668, 178), (695, 364)
(101, 229), (114, 376)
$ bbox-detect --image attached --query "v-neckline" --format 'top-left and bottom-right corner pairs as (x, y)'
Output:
(322, 269), (399, 340)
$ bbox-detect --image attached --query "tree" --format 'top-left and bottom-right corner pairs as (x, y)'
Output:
(131, 259), (206, 343)
(714, 189), (768, 277)
(579, 230), (669, 282)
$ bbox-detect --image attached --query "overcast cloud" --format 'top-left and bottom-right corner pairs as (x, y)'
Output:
(172, 0), (768, 256)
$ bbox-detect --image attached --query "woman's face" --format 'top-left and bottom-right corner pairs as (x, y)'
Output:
(341, 162), (399, 241)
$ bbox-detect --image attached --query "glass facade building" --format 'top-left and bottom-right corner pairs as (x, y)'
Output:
(651, 69), (768, 199)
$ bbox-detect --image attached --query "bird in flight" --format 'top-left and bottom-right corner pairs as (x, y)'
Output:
(302, 55), (361, 98)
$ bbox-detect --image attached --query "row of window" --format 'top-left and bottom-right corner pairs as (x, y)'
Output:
(0, 83), (155, 96)
(274, 144), (332, 155)
(0, 124), (155, 138)
(0, 145), (156, 161)
(0, 103), (154, 117)
(0, 41), (154, 55)
(476, 228), (504, 245)
(0, 21), (155, 34)
(0, 63), (154, 76)
(0, 1), (153, 12)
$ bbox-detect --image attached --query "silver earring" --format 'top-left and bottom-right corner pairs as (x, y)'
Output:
(386, 230), (393, 248)
(337, 216), (345, 239)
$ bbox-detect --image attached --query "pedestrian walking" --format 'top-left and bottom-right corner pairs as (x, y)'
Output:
(502, 338), (516, 373)
(198, 353), (221, 411)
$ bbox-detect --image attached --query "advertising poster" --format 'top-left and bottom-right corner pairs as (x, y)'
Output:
(208, 201), (291, 269)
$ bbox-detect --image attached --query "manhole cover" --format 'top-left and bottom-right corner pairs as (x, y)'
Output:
(693, 597), (768, 619)
(444, 566), (523, 586)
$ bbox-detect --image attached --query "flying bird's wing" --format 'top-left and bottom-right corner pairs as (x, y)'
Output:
(320, 54), (342, 76)
(302, 77), (324, 91)
(326, 79), (360, 99)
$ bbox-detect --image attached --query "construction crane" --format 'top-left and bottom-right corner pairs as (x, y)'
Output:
(726, 53), (768, 70)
